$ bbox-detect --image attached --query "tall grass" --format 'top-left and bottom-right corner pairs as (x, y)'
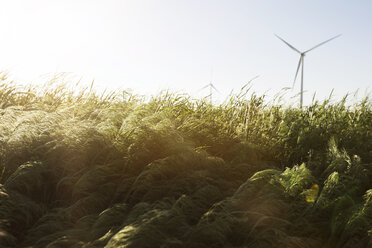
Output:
(0, 73), (371, 247)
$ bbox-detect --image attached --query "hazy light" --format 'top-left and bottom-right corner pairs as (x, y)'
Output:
(0, 0), (371, 105)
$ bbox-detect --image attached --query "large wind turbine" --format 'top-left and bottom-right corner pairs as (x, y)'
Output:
(275, 34), (341, 108)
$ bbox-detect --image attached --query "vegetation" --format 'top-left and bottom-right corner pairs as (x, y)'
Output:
(0, 73), (371, 247)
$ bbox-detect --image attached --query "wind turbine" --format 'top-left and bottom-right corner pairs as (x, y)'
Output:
(200, 68), (220, 104)
(200, 82), (220, 104)
(275, 34), (341, 108)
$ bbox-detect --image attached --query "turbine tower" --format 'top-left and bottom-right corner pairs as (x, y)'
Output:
(275, 34), (341, 108)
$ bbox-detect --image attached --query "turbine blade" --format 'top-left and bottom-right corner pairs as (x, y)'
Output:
(275, 34), (301, 54)
(199, 84), (210, 91)
(292, 56), (302, 88)
(211, 84), (220, 94)
(304, 34), (342, 53)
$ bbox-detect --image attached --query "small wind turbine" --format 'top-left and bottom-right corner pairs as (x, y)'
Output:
(275, 34), (341, 108)
(200, 68), (220, 104)
(200, 82), (220, 104)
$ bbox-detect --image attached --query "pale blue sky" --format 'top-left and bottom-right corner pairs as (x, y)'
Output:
(0, 0), (371, 104)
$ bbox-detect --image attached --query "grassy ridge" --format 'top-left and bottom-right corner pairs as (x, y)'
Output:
(0, 75), (371, 247)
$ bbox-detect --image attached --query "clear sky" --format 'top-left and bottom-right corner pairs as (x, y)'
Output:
(0, 0), (371, 105)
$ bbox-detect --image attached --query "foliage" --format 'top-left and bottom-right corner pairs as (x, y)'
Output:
(0, 74), (371, 247)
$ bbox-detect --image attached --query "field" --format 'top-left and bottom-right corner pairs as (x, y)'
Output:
(0, 75), (371, 247)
